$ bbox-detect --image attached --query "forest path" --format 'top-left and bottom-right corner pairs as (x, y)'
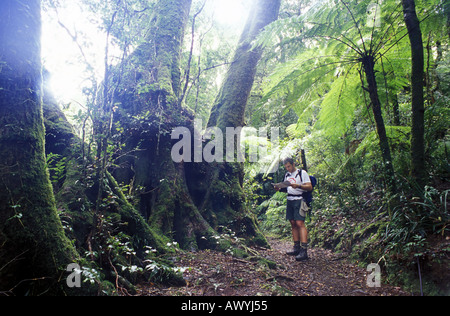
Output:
(137, 238), (408, 296)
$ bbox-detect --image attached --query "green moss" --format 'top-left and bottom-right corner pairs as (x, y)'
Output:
(0, 6), (80, 290)
(257, 257), (278, 270)
(106, 171), (171, 254)
(137, 0), (191, 99)
(250, 233), (270, 248)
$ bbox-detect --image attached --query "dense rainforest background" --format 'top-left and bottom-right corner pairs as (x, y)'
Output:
(0, 0), (448, 296)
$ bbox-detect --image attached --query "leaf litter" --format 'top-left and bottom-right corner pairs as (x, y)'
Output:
(136, 238), (408, 296)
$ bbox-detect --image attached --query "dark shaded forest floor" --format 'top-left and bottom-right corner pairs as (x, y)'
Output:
(136, 238), (409, 296)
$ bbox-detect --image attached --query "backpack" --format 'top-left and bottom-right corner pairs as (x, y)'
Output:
(298, 170), (317, 207)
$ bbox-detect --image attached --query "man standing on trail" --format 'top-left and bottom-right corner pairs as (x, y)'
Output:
(274, 158), (313, 261)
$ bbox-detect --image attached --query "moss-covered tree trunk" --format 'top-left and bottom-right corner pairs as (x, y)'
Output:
(194, 0), (281, 241)
(42, 85), (169, 255)
(111, 0), (280, 250)
(207, 0), (281, 129)
(0, 0), (78, 295)
(112, 0), (210, 249)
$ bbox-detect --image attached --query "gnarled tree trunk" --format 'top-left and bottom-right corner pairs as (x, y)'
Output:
(190, 0), (282, 246)
(111, 0), (207, 250)
(112, 0), (280, 250)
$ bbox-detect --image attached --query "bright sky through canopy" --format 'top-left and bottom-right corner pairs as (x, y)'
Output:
(41, 0), (249, 106)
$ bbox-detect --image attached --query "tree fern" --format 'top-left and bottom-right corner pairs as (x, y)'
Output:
(316, 69), (362, 138)
(254, 0), (437, 119)
(254, 0), (447, 194)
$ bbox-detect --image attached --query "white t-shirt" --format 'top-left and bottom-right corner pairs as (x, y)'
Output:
(284, 169), (311, 201)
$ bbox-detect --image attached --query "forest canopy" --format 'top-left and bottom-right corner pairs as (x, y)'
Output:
(0, 0), (448, 296)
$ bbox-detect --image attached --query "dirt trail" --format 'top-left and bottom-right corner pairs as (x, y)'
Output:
(137, 238), (408, 296)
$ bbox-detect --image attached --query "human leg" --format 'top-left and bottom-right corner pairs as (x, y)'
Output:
(291, 220), (301, 242)
(286, 200), (302, 255)
(295, 201), (309, 261)
(297, 220), (308, 244)
(285, 220), (300, 255)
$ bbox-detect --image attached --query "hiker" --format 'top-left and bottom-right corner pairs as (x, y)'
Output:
(274, 158), (313, 261)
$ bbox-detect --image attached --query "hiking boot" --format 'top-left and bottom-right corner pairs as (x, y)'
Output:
(286, 245), (301, 256)
(295, 248), (309, 262)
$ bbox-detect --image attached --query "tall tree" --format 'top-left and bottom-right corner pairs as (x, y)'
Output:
(110, 0), (280, 250)
(111, 0), (205, 250)
(362, 54), (397, 195)
(402, 0), (426, 190)
(207, 0), (282, 129)
(0, 0), (78, 295)
(196, 0), (282, 239)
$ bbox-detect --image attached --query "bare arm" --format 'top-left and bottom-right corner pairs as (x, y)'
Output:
(291, 183), (313, 191)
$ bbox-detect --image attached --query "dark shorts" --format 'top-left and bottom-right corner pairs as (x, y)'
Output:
(286, 199), (307, 222)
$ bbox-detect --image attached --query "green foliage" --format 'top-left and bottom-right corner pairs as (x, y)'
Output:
(46, 153), (68, 185)
(385, 188), (449, 255)
(179, 3), (239, 121)
(426, 51), (450, 177)
(249, 0), (448, 296)
(258, 192), (290, 238)
(42, 0), (449, 295)
(254, 0), (446, 143)
(315, 71), (361, 138)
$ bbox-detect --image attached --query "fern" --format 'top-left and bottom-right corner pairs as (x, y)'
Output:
(254, 0), (423, 139)
(316, 69), (362, 137)
(354, 126), (412, 158)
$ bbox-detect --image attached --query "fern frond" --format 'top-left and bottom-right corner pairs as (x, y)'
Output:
(315, 68), (362, 137)
(354, 126), (411, 157)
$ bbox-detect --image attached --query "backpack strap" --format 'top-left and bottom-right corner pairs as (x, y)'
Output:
(296, 169), (303, 183)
